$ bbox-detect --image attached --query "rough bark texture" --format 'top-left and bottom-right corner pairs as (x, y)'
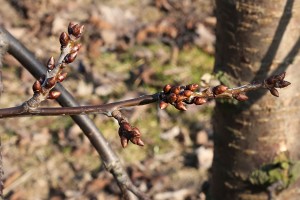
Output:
(212, 0), (300, 199)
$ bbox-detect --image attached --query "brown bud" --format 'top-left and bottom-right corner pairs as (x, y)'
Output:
(159, 101), (168, 109)
(278, 81), (291, 88)
(266, 76), (276, 85)
(47, 56), (55, 70)
(71, 24), (84, 38)
(131, 127), (141, 137)
(170, 86), (181, 95)
(234, 93), (249, 101)
(167, 93), (177, 103)
(163, 84), (172, 93)
(120, 136), (129, 148)
(59, 32), (70, 47)
(48, 91), (61, 99)
(175, 101), (187, 111)
(45, 77), (56, 89)
(64, 51), (78, 63)
(130, 137), (144, 146)
(176, 95), (186, 102)
(68, 22), (76, 35)
(193, 97), (206, 105)
(275, 72), (286, 81)
(57, 72), (67, 82)
(270, 88), (279, 97)
(120, 122), (132, 132)
(183, 90), (192, 97)
(136, 138), (145, 146)
(186, 84), (199, 92)
(32, 80), (42, 93)
(212, 85), (228, 95)
(71, 43), (81, 53)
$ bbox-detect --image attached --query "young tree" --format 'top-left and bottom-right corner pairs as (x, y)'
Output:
(212, 0), (300, 199)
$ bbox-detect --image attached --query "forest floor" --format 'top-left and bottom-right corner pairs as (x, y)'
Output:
(0, 0), (216, 199)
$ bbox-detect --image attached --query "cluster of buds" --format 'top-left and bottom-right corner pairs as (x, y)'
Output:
(159, 83), (205, 111)
(118, 120), (144, 148)
(31, 22), (84, 102)
(112, 110), (144, 148)
(264, 72), (290, 97)
(60, 22), (84, 64)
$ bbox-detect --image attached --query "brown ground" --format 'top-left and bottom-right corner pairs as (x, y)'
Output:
(0, 0), (216, 199)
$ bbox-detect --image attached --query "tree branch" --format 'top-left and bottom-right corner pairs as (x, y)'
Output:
(0, 25), (149, 199)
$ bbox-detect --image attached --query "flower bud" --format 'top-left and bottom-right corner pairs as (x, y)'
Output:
(183, 90), (192, 97)
(278, 81), (290, 88)
(57, 72), (67, 82)
(71, 24), (84, 38)
(170, 86), (180, 94)
(275, 72), (286, 81)
(59, 32), (70, 47)
(193, 97), (206, 105)
(159, 100), (168, 109)
(131, 127), (141, 137)
(270, 88), (279, 97)
(186, 84), (199, 92)
(32, 80), (42, 93)
(64, 51), (78, 63)
(163, 84), (172, 93)
(130, 137), (144, 146)
(212, 85), (228, 95)
(234, 93), (249, 101)
(120, 122), (132, 132)
(167, 93), (177, 103)
(175, 101), (187, 111)
(176, 95), (186, 102)
(71, 43), (81, 53)
(44, 77), (56, 89)
(47, 56), (55, 70)
(120, 136), (129, 148)
(68, 22), (76, 35)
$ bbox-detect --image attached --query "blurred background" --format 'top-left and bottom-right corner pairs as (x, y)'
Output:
(0, 0), (216, 199)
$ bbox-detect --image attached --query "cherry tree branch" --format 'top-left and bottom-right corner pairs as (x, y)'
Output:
(0, 72), (289, 118)
(0, 25), (150, 200)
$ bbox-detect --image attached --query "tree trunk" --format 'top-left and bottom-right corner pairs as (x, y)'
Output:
(212, 0), (300, 199)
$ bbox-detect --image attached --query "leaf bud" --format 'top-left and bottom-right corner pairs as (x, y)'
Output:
(57, 72), (67, 82)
